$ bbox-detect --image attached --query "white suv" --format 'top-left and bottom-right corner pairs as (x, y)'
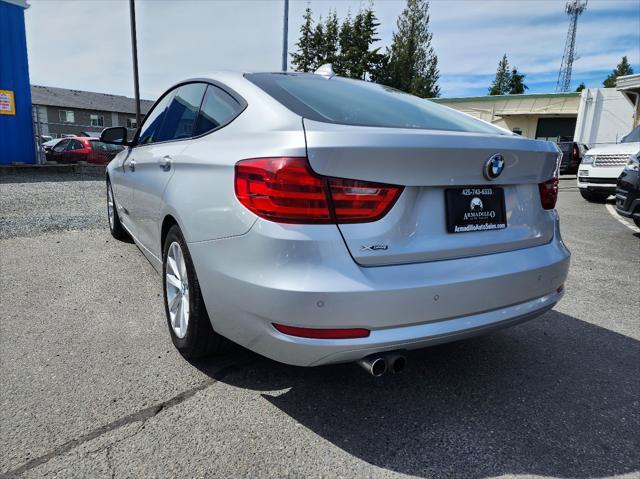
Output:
(577, 126), (640, 202)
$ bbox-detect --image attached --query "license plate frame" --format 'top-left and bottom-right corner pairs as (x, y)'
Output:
(445, 186), (507, 234)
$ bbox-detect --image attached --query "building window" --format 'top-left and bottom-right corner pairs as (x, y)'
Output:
(59, 110), (75, 123)
(90, 114), (104, 127)
(126, 118), (137, 129)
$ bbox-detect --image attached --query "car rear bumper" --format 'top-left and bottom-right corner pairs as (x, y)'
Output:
(188, 215), (570, 367)
(249, 290), (562, 366)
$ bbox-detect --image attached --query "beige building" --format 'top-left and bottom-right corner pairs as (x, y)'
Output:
(433, 92), (582, 140)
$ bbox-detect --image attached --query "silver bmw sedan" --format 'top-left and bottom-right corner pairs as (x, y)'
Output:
(102, 70), (570, 375)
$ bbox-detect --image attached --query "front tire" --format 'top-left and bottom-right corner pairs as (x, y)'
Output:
(163, 225), (229, 359)
(106, 179), (129, 241)
(579, 189), (610, 203)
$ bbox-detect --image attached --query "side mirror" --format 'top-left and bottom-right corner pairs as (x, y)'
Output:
(100, 127), (132, 146)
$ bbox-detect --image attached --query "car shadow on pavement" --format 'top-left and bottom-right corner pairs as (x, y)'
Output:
(194, 310), (639, 479)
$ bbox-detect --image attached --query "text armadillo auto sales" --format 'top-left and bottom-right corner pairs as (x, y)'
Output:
(463, 209), (497, 221)
(454, 222), (506, 233)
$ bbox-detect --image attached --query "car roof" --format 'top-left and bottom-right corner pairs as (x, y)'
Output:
(174, 71), (317, 89)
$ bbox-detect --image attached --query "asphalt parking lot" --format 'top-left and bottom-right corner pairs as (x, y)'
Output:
(1, 173), (638, 479)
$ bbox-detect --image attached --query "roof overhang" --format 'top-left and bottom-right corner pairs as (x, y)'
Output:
(1, 0), (29, 9)
(616, 74), (640, 108)
(432, 92), (581, 103)
(616, 74), (640, 91)
(495, 112), (577, 117)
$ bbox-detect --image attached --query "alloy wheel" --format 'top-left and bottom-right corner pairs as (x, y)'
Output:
(107, 184), (115, 229)
(165, 241), (190, 339)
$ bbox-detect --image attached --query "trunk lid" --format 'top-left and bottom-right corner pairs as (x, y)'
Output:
(304, 119), (560, 266)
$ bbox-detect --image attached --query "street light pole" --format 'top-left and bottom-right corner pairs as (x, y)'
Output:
(129, 0), (141, 127)
(281, 0), (289, 71)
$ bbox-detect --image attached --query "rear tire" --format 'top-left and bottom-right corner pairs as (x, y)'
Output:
(163, 225), (229, 359)
(634, 217), (640, 229)
(107, 179), (129, 241)
(579, 189), (609, 203)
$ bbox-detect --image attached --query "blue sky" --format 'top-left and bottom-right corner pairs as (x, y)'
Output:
(25, 0), (640, 99)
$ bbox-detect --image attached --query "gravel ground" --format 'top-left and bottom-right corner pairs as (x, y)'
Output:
(0, 174), (638, 479)
(0, 174), (106, 239)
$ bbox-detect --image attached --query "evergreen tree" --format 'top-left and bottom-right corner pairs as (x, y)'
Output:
(340, 11), (363, 77)
(291, 4), (386, 80)
(603, 56), (634, 87)
(333, 12), (353, 76)
(575, 82), (586, 92)
(373, 0), (440, 98)
(358, 7), (385, 80)
(321, 10), (340, 67)
(488, 54), (511, 95)
(290, 7), (315, 72)
(338, 7), (383, 79)
(311, 16), (325, 70)
(508, 67), (528, 94)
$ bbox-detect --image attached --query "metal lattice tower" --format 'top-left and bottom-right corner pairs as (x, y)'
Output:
(555, 0), (587, 92)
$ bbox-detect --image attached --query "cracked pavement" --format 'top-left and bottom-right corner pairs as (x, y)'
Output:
(0, 174), (638, 478)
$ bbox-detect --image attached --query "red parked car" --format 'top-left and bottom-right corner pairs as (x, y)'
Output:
(46, 136), (124, 165)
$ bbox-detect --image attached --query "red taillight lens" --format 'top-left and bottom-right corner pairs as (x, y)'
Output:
(539, 177), (559, 210)
(273, 323), (370, 339)
(572, 143), (579, 159)
(235, 157), (331, 223)
(235, 157), (402, 224)
(328, 178), (402, 223)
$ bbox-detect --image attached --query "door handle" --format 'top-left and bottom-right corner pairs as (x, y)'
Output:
(128, 159), (136, 172)
(158, 156), (172, 171)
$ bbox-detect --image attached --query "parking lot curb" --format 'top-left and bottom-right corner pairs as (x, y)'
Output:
(0, 163), (106, 177)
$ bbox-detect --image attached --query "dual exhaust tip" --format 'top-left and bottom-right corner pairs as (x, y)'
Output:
(357, 352), (406, 376)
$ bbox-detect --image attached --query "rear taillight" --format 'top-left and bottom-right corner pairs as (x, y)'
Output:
(235, 157), (402, 224)
(572, 143), (579, 159)
(539, 177), (559, 210)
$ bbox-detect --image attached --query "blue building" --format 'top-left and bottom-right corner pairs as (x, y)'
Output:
(0, 0), (35, 164)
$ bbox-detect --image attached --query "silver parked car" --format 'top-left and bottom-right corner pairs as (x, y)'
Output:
(101, 71), (570, 375)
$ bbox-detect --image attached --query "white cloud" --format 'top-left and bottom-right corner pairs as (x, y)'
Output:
(24, 0), (640, 99)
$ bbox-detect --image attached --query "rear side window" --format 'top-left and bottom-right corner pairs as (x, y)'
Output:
(66, 140), (83, 150)
(52, 139), (69, 152)
(90, 141), (110, 152)
(138, 92), (174, 145)
(155, 83), (207, 142)
(246, 73), (502, 134)
(193, 85), (242, 136)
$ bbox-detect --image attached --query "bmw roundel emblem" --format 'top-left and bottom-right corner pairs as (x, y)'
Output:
(484, 154), (505, 180)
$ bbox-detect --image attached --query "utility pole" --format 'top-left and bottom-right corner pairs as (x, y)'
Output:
(129, 0), (141, 127)
(281, 0), (289, 71)
(555, 0), (587, 93)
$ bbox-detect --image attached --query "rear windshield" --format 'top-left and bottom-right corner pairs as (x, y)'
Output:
(622, 125), (640, 143)
(557, 142), (572, 152)
(245, 73), (503, 134)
